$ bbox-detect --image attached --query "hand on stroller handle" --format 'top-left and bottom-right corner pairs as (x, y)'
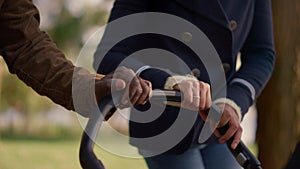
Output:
(79, 89), (262, 169)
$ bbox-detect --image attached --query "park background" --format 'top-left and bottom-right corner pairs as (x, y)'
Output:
(0, 0), (299, 169)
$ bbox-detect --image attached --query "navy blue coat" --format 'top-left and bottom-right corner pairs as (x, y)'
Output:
(94, 0), (275, 154)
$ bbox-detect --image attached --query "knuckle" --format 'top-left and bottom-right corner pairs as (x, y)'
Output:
(185, 81), (193, 87)
(132, 77), (140, 84)
(200, 82), (209, 89)
(208, 100), (212, 107)
(185, 99), (192, 104)
(199, 81), (205, 87)
(200, 83), (207, 91)
(199, 104), (205, 110)
(205, 83), (210, 88)
(234, 138), (240, 143)
(118, 66), (128, 73)
(136, 88), (143, 94)
(232, 124), (239, 130)
(223, 112), (231, 119)
(143, 85), (149, 93)
(144, 80), (151, 85)
(128, 69), (135, 75)
(190, 79), (197, 84)
(239, 126), (243, 132)
(207, 85), (211, 92)
(148, 82), (152, 89)
(131, 82), (139, 88)
(113, 71), (121, 77)
(119, 66), (126, 70)
(145, 88), (151, 96)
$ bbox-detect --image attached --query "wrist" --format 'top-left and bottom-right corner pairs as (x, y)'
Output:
(213, 98), (242, 123)
(95, 74), (105, 80)
(94, 75), (109, 104)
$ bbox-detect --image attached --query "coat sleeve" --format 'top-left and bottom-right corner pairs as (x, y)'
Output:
(94, 0), (172, 89)
(0, 0), (96, 116)
(227, 0), (275, 116)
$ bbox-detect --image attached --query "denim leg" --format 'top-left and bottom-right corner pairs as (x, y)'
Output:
(144, 146), (205, 169)
(143, 144), (241, 169)
(199, 144), (242, 169)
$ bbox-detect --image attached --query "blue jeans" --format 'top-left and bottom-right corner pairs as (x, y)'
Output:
(142, 144), (241, 169)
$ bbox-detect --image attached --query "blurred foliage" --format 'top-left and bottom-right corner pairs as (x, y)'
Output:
(0, 125), (81, 141)
(48, 7), (84, 50)
(0, 1), (112, 141)
(0, 69), (52, 113)
(0, 1), (110, 115)
(47, 6), (108, 55)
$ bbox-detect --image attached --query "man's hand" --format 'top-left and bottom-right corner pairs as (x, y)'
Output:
(95, 66), (152, 107)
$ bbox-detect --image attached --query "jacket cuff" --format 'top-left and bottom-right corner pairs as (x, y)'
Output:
(72, 68), (101, 117)
(213, 98), (242, 123)
(164, 75), (197, 90)
(226, 83), (254, 118)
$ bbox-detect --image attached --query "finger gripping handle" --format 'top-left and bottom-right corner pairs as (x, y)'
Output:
(218, 124), (262, 169)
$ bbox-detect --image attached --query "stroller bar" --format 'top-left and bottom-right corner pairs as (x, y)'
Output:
(79, 90), (262, 169)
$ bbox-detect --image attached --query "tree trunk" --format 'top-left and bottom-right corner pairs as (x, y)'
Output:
(256, 0), (300, 169)
(0, 58), (2, 140)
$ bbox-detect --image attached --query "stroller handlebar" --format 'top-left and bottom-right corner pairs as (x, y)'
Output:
(79, 90), (262, 169)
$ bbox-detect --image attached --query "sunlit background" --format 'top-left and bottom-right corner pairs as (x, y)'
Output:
(1, 0), (297, 169)
(0, 0), (257, 169)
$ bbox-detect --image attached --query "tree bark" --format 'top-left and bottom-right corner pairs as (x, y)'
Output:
(0, 58), (3, 140)
(256, 0), (300, 169)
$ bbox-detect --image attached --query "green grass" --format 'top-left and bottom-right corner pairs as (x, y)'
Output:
(0, 138), (258, 169)
(0, 139), (147, 169)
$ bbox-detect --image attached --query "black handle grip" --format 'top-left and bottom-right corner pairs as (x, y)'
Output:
(79, 90), (262, 169)
(211, 104), (262, 169)
(79, 96), (115, 169)
(79, 131), (106, 169)
(218, 124), (262, 169)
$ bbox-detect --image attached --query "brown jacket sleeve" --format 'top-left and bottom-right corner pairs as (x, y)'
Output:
(0, 0), (99, 116)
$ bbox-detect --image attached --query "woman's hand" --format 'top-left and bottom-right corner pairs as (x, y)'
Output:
(166, 75), (242, 149)
(173, 79), (212, 111)
(215, 104), (243, 149)
(199, 103), (242, 149)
